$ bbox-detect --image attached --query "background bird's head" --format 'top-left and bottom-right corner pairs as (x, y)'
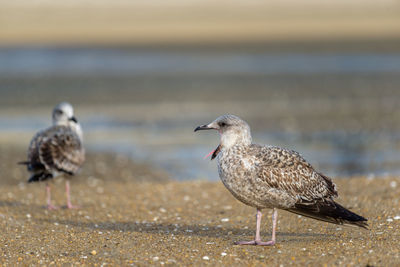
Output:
(52, 102), (83, 140)
(52, 102), (77, 126)
(195, 114), (252, 148)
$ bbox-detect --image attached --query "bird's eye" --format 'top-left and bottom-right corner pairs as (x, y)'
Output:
(55, 110), (63, 115)
(220, 122), (227, 127)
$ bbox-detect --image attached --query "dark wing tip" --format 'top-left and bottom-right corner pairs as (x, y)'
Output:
(290, 200), (368, 229)
(354, 220), (369, 230)
(28, 173), (53, 183)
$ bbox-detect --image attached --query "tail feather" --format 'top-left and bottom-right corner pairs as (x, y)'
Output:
(288, 200), (368, 229)
(17, 161), (29, 165)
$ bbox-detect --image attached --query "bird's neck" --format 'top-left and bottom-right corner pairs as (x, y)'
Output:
(221, 129), (252, 149)
(72, 124), (84, 142)
(220, 132), (252, 150)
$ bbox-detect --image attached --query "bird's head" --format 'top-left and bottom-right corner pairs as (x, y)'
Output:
(52, 102), (83, 140)
(194, 114), (252, 148)
(52, 102), (78, 126)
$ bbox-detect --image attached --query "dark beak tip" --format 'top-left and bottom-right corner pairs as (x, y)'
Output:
(69, 116), (78, 123)
(194, 124), (212, 132)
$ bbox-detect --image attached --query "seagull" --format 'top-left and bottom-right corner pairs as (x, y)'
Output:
(19, 102), (85, 209)
(195, 114), (367, 246)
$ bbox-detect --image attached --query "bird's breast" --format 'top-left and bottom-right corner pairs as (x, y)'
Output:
(216, 149), (266, 207)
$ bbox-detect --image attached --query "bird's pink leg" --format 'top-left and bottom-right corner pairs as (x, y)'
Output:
(270, 208), (278, 244)
(46, 184), (58, 210)
(65, 180), (79, 209)
(235, 208), (277, 246)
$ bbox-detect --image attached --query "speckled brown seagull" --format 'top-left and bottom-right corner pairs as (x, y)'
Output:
(19, 102), (85, 210)
(195, 114), (367, 246)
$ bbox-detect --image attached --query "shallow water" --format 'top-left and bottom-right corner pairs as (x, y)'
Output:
(2, 114), (400, 180)
(1, 48), (400, 76)
(1, 47), (400, 180)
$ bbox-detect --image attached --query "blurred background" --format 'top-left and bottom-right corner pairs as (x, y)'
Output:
(1, 0), (400, 181)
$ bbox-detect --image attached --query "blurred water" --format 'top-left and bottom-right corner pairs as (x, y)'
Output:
(1, 47), (400, 180)
(2, 114), (400, 180)
(1, 48), (400, 76)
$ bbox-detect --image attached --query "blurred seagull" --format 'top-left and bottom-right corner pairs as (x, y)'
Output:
(19, 102), (85, 209)
(195, 114), (367, 246)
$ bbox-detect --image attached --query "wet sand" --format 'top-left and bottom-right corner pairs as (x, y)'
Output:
(1, 148), (399, 266)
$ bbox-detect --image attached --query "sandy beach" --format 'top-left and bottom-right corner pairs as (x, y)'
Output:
(1, 147), (399, 266)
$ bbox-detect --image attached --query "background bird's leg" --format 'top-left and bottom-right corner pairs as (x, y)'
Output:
(45, 183), (58, 210)
(65, 180), (79, 209)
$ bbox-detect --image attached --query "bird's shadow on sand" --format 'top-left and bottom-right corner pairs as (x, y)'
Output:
(40, 218), (336, 243)
(0, 200), (67, 210)
(0, 200), (23, 207)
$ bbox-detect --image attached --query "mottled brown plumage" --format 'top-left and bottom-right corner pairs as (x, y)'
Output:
(27, 125), (85, 181)
(195, 114), (367, 246)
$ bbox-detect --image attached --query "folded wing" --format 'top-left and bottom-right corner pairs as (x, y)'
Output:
(251, 145), (367, 228)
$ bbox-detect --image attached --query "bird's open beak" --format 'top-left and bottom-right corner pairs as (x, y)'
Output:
(194, 124), (214, 132)
(69, 116), (78, 123)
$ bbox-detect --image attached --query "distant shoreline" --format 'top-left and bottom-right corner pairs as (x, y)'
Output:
(2, 38), (400, 53)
